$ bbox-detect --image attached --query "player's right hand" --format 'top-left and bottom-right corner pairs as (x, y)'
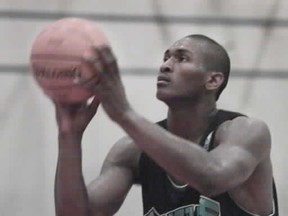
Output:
(53, 96), (100, 135)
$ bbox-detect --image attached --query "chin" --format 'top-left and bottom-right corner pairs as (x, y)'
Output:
(156, 92), (167, 101)
(156, 91), (175, 104)
(156, 92), (165, 101)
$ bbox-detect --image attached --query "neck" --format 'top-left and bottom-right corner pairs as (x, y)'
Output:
(167, 98), (217, 142)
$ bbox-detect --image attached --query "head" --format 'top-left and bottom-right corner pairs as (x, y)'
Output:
(156, 34), (230, 104)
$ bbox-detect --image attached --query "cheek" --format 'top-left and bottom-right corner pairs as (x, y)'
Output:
(176, 68), (206, 89)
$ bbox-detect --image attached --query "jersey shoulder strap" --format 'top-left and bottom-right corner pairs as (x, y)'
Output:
(199, 109), (246, 150)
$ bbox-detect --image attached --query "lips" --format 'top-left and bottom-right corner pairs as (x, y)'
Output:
(157, 75), (170, 85)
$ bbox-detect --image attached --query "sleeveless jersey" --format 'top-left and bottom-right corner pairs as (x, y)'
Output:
(139, 110), (278, 216)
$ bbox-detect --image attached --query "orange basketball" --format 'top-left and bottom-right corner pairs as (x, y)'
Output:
(30, 17), (110, 103)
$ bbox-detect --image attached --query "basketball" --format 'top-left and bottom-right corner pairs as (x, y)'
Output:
(30, 17), (110, 103)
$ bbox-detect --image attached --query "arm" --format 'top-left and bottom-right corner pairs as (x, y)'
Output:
(53, 99), (139, 216)
(87, 137), (140, 216)
(117, 113), (271, 196)
(54, 101), (97, 216)
(82, 46), (271, 197)
(55, 133), (90, 216)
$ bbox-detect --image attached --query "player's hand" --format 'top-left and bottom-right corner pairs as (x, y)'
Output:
(53, 97), (100, 135)
(80, 45), (132, 123)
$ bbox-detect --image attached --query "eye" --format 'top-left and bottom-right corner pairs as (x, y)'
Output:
(178, 55), (189, 62)
(163, 55), (170, 62)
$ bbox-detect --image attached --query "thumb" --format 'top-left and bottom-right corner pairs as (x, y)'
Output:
(87, 96), (100, 119)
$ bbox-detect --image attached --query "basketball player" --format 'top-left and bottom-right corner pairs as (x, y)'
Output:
(53, 34), (278, 216)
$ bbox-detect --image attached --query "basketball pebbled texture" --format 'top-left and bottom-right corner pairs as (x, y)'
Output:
(30, 17), (110, 103)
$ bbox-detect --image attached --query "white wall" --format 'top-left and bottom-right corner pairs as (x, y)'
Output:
(0, 0), (287, 215)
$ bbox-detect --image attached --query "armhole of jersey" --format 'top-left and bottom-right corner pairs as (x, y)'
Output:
(231, 197), (276, 216)
(203, 131), (214, 151)
(201, 110), (247, 151)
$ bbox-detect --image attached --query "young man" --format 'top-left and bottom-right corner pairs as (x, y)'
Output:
(53, 34), (278, 216)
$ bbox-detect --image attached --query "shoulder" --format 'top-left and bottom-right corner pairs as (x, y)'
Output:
(218, 116), (270, 135)
(214, 116), (271, 153)
(104, 136), (142, 173)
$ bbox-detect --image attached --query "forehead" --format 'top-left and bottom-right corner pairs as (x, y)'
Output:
(169, 37), (200, 53)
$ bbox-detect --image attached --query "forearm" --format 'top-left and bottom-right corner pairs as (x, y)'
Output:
(117, 111), (214, 189)
(55, 134), (90, 216)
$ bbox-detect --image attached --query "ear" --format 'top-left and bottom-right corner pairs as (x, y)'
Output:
(205, 72), (224, 91)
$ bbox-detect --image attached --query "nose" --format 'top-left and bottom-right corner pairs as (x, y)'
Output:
(160, 59), (173, 73)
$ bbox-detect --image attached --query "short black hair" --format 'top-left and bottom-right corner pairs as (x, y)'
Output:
(185, 34), (230, 100)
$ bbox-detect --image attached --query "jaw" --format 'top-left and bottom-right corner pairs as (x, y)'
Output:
(156, 87), (216, 112)
(156, 92), (200, 109)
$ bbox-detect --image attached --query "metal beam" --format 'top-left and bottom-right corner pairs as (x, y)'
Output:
(1, 64), (288, 79)
(0, 10), (287, 27)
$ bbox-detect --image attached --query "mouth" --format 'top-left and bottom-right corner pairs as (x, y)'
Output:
(157, 75), (170, 86)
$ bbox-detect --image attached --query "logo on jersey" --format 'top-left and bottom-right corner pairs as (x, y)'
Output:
(144, 205), (195, 216)
(144, 196), (221, 216)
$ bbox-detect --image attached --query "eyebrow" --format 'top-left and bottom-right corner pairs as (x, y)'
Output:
(164, 48), (193, 56)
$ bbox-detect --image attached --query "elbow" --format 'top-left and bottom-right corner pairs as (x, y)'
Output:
(196, 180), (223, 197)
(89, 199), (122, 216)
(190, 163), (228, 197)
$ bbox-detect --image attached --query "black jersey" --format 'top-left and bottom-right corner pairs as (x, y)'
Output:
(139, 110), (278, 216)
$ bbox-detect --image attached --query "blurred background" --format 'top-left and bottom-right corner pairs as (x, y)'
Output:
(0, 0), (287, 215)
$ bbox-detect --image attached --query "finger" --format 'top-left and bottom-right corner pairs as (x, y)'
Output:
(78, 57), (104, 89)
(82, 56), (98, 64)
(93, 45), (118, 74)
(87, 96), (100, 117)
(89, 96), (100, 109)
(78, 74), (100, 92)
(82, 56), (104, 73)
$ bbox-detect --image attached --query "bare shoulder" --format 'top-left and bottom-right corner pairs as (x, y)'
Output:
(102, 136), (142, 174)
(214, 116), (271, 154)
(217, 116), (270, 134)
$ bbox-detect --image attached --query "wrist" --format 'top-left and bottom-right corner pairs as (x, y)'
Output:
(58, 132), (83, 142)
(58, 133), (83, 159)
(116, 108), (138, 127)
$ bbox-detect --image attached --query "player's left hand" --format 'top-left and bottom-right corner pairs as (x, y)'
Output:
(80, 45), (132, 123)
(53, 97), (100, 136)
